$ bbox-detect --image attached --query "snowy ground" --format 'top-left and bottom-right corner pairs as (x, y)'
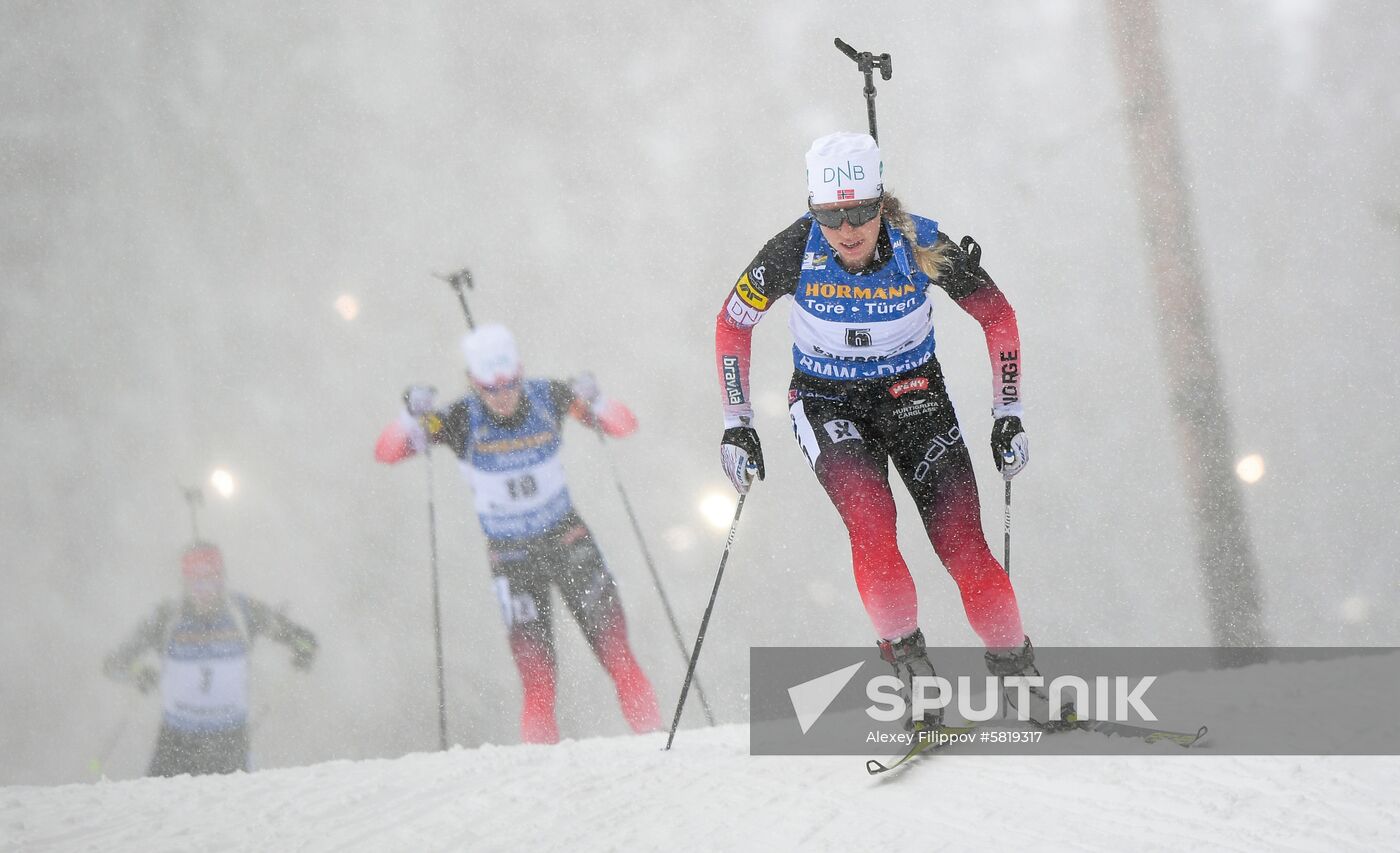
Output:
(4, 723), (1398, 852)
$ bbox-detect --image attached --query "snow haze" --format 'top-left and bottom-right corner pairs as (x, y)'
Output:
(2, 0), (1398, 795)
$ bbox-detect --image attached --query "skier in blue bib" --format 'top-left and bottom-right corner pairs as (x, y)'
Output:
(103, 542), (318, 776)
(715, 132), (1071, 729)
(375, 324), (662, 744)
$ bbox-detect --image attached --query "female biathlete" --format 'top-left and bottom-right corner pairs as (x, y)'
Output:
(714, 132), (1070, 729)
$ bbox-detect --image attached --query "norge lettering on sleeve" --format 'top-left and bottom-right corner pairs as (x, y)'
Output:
(999, 350), (1020, 407)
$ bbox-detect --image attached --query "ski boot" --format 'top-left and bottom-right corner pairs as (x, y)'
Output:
(985, 636), (1077, 731)
(877, 628), (943, 732)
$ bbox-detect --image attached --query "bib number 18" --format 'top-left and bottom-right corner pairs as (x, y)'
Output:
(506, 475), (538, 500)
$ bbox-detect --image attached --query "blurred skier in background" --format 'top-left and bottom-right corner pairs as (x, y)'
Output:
(103, 542), (318, 776)
(714, 131), (1072, 729)
(375, 324), (662, 744)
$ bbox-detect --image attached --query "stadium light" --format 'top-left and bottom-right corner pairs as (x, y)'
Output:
(335, 294), (361, 322)
(1235, 454), (1265, 484)
(699, 492), (737, 530)
(209, 468), (237, 498)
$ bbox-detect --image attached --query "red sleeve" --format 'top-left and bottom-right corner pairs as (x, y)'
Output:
(713, 217), (805, 428)
(374, 414), (424, 463)
(571, 398), (638, 437)
(716, 311), (756, 428)
(954, 282), (1023, 418)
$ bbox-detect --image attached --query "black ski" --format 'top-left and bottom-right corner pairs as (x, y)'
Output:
(1071, 718), (1208, 747)
(866, 718), (1207, 774)
(865, 723), (981, 775)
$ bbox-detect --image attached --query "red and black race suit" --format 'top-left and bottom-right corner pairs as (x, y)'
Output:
(715, 213), (1027, 647)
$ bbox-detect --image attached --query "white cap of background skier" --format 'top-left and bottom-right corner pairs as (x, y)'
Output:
(462, 323), (525, 417)
(462, 324), (521, 387)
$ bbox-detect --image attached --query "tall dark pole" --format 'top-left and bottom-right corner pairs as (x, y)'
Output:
(181, 486), (204, 540)
(592, 429), (717, 725)
(422, 268), (476, 751)
(1106, 0), (1268, 647)
(424, 445), (449, 751)
(666, 492), (749, 750)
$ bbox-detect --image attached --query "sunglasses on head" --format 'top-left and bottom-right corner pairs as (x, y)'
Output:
(474, 375), (521, 393)
(185, 577), (223, 598)
(809, 196), (883, 229)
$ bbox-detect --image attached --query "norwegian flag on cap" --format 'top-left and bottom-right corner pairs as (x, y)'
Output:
(805, 132), (883, 204)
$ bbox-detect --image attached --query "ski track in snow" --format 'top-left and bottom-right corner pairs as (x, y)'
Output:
(4, 725), (1398, 853)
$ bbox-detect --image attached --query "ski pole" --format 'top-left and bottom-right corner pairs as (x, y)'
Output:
(417, 266), (478, 752)
(1004, 481), (1012, 577)
(998, 453), (1016, 722)
(833, 38), (892, 143)
(425, 440), (449, 751)
(592, 428), (717, 725)
(90, 691), (139, 778)
(666, 486), (751, 750)
(1001, 450), (1016, 576)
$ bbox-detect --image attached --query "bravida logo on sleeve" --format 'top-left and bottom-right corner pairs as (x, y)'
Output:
(722, 356), (744, 405)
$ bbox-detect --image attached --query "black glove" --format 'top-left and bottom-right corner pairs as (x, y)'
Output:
(570, 371), (600, 406)
(134, 665), (158, 694)
(720, 426), (765, 494)
(991, 415), (1029, 480)
(402, 385), (438, 417)
(291, 636), (317, 671)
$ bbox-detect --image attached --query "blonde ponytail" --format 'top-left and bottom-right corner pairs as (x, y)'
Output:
(883, 194), (952, 283)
